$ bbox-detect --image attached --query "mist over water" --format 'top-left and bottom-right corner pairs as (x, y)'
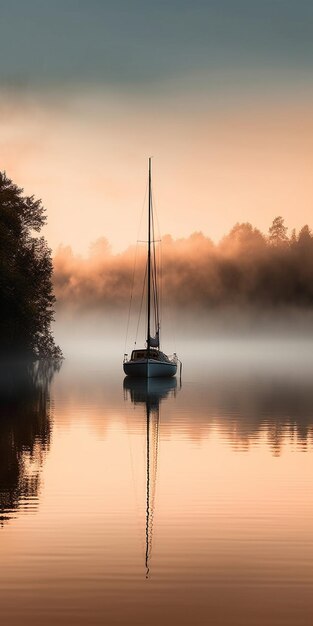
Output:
(54, 306), (313, 365)
(1, 316), (313, 625)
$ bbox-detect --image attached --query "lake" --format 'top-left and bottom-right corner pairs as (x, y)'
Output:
(1, 340), (313, 625)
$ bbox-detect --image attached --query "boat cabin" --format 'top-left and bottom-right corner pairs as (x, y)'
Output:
(131, 349), (169, 362)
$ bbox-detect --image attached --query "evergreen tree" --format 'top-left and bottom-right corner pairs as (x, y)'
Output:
(297, 225), (313, 248)
(268, 216), (288, 246)
(0, 172), (62, 360)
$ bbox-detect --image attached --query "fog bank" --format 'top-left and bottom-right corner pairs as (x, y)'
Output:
(54, 222), (313, 312)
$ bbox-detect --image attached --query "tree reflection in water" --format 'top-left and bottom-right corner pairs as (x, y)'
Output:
(200, 373), (313, 456)
(0, 361), (59, 524)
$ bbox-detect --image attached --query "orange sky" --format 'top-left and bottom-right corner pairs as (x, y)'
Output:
(1, 88), (313, 254)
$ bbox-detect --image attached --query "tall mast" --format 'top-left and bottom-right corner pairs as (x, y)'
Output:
(147, 158), (152, 354)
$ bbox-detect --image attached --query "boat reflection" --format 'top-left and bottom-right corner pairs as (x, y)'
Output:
(124, 376), (178, 577)
(123, 376), (177, 408)
(0, 361), (59, 525)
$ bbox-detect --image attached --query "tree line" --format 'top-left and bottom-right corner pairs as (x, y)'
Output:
(54, 216), (313, 311)
(2, 168), (313, 330)
(177, 216), (313, 308)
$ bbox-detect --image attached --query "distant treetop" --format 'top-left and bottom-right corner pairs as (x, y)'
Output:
(268, 216), (289, 247)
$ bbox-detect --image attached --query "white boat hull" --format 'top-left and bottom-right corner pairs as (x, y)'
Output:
(123, 358), (177, 378)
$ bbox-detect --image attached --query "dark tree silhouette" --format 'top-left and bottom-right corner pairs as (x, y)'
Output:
(0, 172), (62, 360)
(268, 216), (288, 246)
(297, 224), (313, 249)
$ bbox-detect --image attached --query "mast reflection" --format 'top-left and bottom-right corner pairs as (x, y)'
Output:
(123, 377), (178, 578)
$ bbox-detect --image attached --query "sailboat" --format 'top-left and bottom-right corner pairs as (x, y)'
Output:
(123, 159), (178, 378)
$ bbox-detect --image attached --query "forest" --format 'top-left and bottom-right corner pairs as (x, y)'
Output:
(54, 217), (313, 311)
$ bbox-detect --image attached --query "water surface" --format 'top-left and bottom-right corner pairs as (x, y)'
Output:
(1, 345), (313, 625)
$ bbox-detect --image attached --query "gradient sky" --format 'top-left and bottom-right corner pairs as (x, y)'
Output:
(1, 1), (313, 252)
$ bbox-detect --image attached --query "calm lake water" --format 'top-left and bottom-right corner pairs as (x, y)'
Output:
(1, 342), (313, 625)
